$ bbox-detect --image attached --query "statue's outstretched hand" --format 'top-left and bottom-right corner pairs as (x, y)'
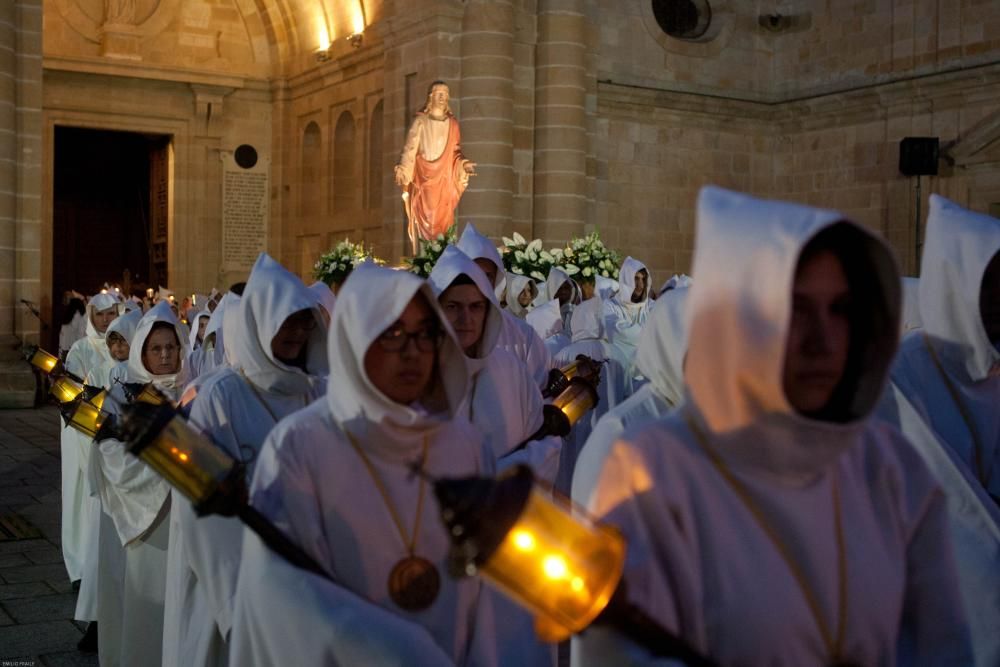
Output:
(394, 165), (409, 188)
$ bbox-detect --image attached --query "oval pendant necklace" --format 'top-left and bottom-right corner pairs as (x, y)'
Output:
(346, 434), (440, 611)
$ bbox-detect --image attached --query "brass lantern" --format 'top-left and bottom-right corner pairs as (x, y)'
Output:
(114, 401), (332, 579)
(50, 376), (85, 404)
(542, 355), (602, 399)
(437, 465), (624, 640)
(529, 378), (600, 442)
(122, 382), (169, 406)
(26, 346), (62, 376)
(117, 401), (239, 510)
(434, 465), (715, 665)
(61, 398), (114, 440)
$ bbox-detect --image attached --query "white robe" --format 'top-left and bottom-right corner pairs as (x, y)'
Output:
(163, 252), (328, 667)
(60, 293), (117, 584)
(231, 264), (511, 665)
(575, 187), (971, 665)
(884, 195), (1000, 666)
(231, 529), (457, 667)
(457, 224), (553, 389)
(602, 256), (651, 378)
(91, 300), (187, 667)
(429, 246), (561, 486)
(572, 288), (689, 507)
(73, 309), (142, 622)
(527, 299), (571, 359)
(552, 297), (630, 492)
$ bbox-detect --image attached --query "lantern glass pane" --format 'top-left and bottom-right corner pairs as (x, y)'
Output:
(478, 486), (625, 641)
(31, 349), (60, 374)
(50, 377), (85, 403)
(69, 401), (107, 439)
(136, 417), (235, 505)
(551, 382), (596, 426)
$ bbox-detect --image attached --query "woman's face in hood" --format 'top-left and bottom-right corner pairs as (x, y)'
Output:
(517, 282), (537, 307)
(197, 315), (209, 342)
(364, 294), (440, 405)
(631, 269), (649, 303)
(981, 250), (1000, 345)
(555, 281), (573, 306)
(473, 258), (498, 289)
(107, 332), (130, 361)
(92, 306), (117, 334)
(142, 324), (181, 375)
(440, 282), (489, 355)
(270, 308), (317, 366)
(782, 249), (851, 417)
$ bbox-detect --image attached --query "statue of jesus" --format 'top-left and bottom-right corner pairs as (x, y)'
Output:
(394, 81), (477, 254)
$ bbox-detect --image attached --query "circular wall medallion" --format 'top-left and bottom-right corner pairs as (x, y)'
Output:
(234, 144), (259, 169)
(651, 0), (712, 40)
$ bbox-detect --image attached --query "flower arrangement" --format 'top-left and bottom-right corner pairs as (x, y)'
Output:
(500, 232), (561, 282)
(314, 239), (384, 286)
(405, 226), (458, 278)
(563, 231), (621, 282)
(500, 230), (622, 285)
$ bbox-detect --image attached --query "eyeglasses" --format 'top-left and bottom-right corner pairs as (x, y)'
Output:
(281, 312), (318, 332)
(376, 325), (442, 353)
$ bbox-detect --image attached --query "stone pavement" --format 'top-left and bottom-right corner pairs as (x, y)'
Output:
(0, 406), (97, 667)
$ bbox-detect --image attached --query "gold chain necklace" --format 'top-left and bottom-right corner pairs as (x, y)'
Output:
(683, 411), (850, 665)
(344, 433), (440, 611)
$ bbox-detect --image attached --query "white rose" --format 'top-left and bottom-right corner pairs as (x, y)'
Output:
(513, 232), (527, 245)
(512, 266), (524, 275)
(582, 267), (593, 277)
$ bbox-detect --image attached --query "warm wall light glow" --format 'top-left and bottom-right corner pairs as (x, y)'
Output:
(352, 11), (364, 35)
(317, 21), (331, 51)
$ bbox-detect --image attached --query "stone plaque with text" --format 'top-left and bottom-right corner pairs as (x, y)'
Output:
(222, 148), (269, 272)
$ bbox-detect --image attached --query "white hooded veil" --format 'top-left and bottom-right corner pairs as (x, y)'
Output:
(576, 187), (970, 666)
(234, 253), (329, 395)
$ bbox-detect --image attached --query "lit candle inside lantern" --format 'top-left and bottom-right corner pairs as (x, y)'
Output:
(550, 378), (598, 426)
(62, 399), (112, 440)
(437, 466), (626, 643)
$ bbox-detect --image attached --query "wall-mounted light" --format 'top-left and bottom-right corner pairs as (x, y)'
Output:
(347, 32), (363, 49)
(315, 48), (331, 62)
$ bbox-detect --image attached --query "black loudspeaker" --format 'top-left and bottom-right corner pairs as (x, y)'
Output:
(899, 137), (939, 176)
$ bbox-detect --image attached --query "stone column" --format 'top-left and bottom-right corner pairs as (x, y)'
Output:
(458, 0), (515, 238)
(533, 0), (588, 244)
(0, 0), (42, 407)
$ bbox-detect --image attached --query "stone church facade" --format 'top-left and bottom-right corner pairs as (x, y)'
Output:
(1, 0), (999, 404)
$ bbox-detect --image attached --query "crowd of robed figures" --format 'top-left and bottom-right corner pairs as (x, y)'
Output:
(53, 185), (1000, 667)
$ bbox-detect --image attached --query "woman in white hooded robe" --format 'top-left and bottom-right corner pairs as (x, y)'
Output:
(575, 186), (971, 666)
(60, 292), (118, 586)
(189, 292), (238, 381)
(881, 195), (1000, 666)
(183, 310), (212, 377)
(457, 223), (552, 389)
(92, 300), (187, 667)
(73, 307), (143, 635)
(162, 253), (329, 667)
(429, 245), (561, 483)
(572, 287), (689, 508)
(233, 264), (504, 666)
(504, 273), (537, 320)
(602, 256), (651, 378)
(551, 296), (631, 492)
(527, 299), (571, 359)
(537, 266), (576, 337)
(429, 245), (558, 667)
